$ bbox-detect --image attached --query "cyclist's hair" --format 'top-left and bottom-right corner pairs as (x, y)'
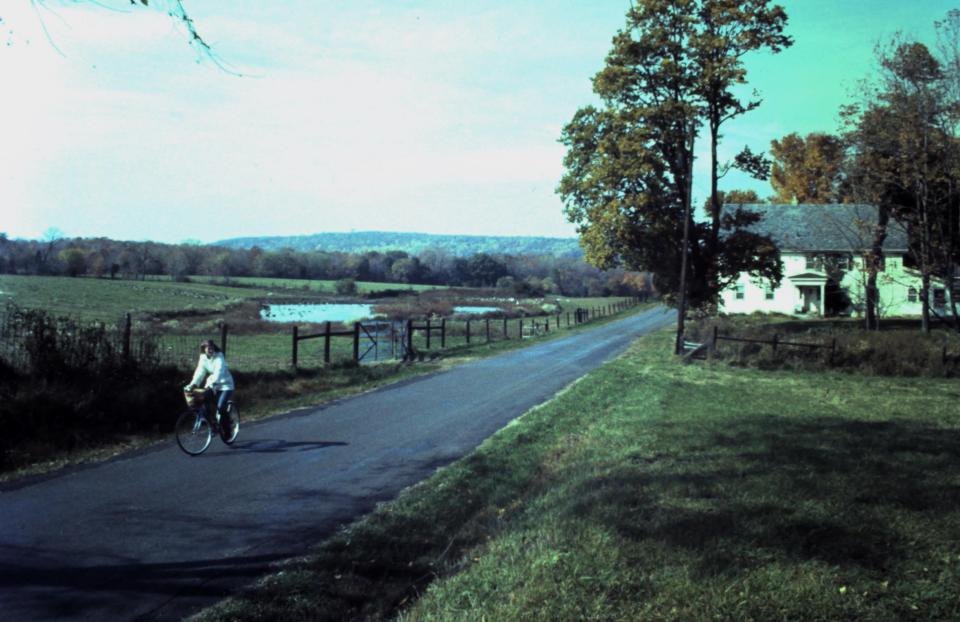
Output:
(200, 339), (220, 353)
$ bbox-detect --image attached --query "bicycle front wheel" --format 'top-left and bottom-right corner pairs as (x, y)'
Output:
(219, 402), (240, 445)
(176, 408), (212, 455)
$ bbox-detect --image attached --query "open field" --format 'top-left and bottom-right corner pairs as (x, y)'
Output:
(154, 275), (447, 294)
(0, 274), (277, 321)
(195, 328), (960, 621)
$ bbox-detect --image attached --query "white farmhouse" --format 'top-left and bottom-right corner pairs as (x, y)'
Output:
(719, 203), (954, 318)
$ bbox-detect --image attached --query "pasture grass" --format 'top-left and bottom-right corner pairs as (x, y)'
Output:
(0, 274), (275, 321)
(178, 275), (447, 294)
(194, 328), (960, 622)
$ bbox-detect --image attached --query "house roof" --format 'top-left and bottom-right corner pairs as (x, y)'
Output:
(724, 203), (909, 253)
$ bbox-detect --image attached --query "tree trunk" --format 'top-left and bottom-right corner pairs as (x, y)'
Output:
(866, 206), (888, 330)
(675, 127), (696, 355)
(708, 120), (721, 313)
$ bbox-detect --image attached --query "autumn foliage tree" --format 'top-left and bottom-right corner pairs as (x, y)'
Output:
(843, 30), (960, 332)
(769, 132), (848, 204)
(558, 0), (790, 324)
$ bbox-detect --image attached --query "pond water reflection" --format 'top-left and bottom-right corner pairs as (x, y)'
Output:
(261, 303), (504, 323)
(261, 304), (375, 323)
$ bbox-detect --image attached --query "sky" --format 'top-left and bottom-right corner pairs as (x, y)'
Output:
(0, 0), (955, 244)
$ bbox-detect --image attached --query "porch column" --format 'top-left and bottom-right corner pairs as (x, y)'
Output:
(820, 283), (826, 317)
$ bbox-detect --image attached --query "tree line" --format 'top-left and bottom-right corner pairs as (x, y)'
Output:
(0, 233), (652, 299)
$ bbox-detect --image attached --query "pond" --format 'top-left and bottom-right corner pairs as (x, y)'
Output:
(261, 303), (505, 323)
(261, 304), (376, 324)
(453, 306), (502, 314)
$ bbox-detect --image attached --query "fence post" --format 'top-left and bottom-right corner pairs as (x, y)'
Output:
(519, 318), (524, 339)
(712, 325), (718, 351)
(220, 322), (228, 355)
(503, 317), (508, 339)
(353, 322), (360, 361)
(292, 325), (299, 370)
(466, 319), (471, 345)
(545, 316), (549, 333)
(772, 333), (779, 354)
(441, 319), (446, 349)
(406, 319), (414, 357)
(324, 321), (331, 363)
(486, 318), (491, 343)
(556, 314), (560, 329)
(567, 311), (571, 327)
(122, 312), (131, 361)
(424, 319), (430, 349)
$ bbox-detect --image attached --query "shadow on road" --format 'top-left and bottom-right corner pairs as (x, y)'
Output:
(214, 439), (348, 454)
(0, 545), (290, 620)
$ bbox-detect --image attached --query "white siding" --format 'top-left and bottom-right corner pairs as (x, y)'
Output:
(720, 252), (955, 317)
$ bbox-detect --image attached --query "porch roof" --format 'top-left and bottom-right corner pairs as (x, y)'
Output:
(787, 271), (829, 285)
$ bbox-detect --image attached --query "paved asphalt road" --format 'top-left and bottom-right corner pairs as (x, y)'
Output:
(0, 306), (674, 621)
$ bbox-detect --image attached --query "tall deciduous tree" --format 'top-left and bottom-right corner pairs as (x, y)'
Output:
(843, 33), (960, 332)
(769, 132), (848, 204)
(694, 0), (792, 259)
(558, 0), (788, 337)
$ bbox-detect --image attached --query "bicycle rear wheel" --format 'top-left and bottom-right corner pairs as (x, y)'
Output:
(219, 402), (240, 445)
(176, 408), (212, 455)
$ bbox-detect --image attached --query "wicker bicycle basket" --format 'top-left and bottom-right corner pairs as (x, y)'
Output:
(184, 389), (206, 407)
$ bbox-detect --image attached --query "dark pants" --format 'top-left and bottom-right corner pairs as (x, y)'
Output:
(202, 388), (233, 422)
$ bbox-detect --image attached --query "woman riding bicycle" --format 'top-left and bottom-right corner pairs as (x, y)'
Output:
(184, 339), (235, 428)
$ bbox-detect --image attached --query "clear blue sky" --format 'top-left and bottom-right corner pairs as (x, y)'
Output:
(0, 0), (954, 243)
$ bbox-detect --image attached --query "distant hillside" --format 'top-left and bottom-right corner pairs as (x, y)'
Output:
(215, 231), (584, 258)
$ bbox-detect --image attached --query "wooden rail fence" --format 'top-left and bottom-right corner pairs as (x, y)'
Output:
(289, 296), (643, 369)
(706, 326), (837, 360)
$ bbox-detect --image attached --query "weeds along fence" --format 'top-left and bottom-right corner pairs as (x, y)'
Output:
(686, 318), (960, 377)
(0, 306), (302, 374)
(705, 326), (837, 362)
(0, 298), (644, 375)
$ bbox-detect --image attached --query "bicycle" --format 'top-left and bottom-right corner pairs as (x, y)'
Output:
(176, 389), (240, 455)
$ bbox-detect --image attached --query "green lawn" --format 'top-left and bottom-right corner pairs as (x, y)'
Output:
(195, 328), (960, 621)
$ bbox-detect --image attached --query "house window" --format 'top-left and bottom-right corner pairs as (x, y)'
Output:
(764, 285), (775, 300)
(805, 255), (822, 270)
(835, 256), (851, 270)
(934, 288), (946, 308)
(888, 257), (899, 268)
(908, 287), (918, 303)
(735, 284), (745, 300)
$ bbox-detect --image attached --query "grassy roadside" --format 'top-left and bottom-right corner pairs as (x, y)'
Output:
(1, 303), (653, 482)
(194, 328), (960, 621)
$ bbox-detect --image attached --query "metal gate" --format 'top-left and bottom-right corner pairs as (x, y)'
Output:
(357, 320), (411, 363)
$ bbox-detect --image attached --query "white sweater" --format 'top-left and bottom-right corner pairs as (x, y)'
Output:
(189, 351), (235, 391)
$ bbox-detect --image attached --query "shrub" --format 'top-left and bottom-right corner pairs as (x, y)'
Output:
(334, 278), (358, 296)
